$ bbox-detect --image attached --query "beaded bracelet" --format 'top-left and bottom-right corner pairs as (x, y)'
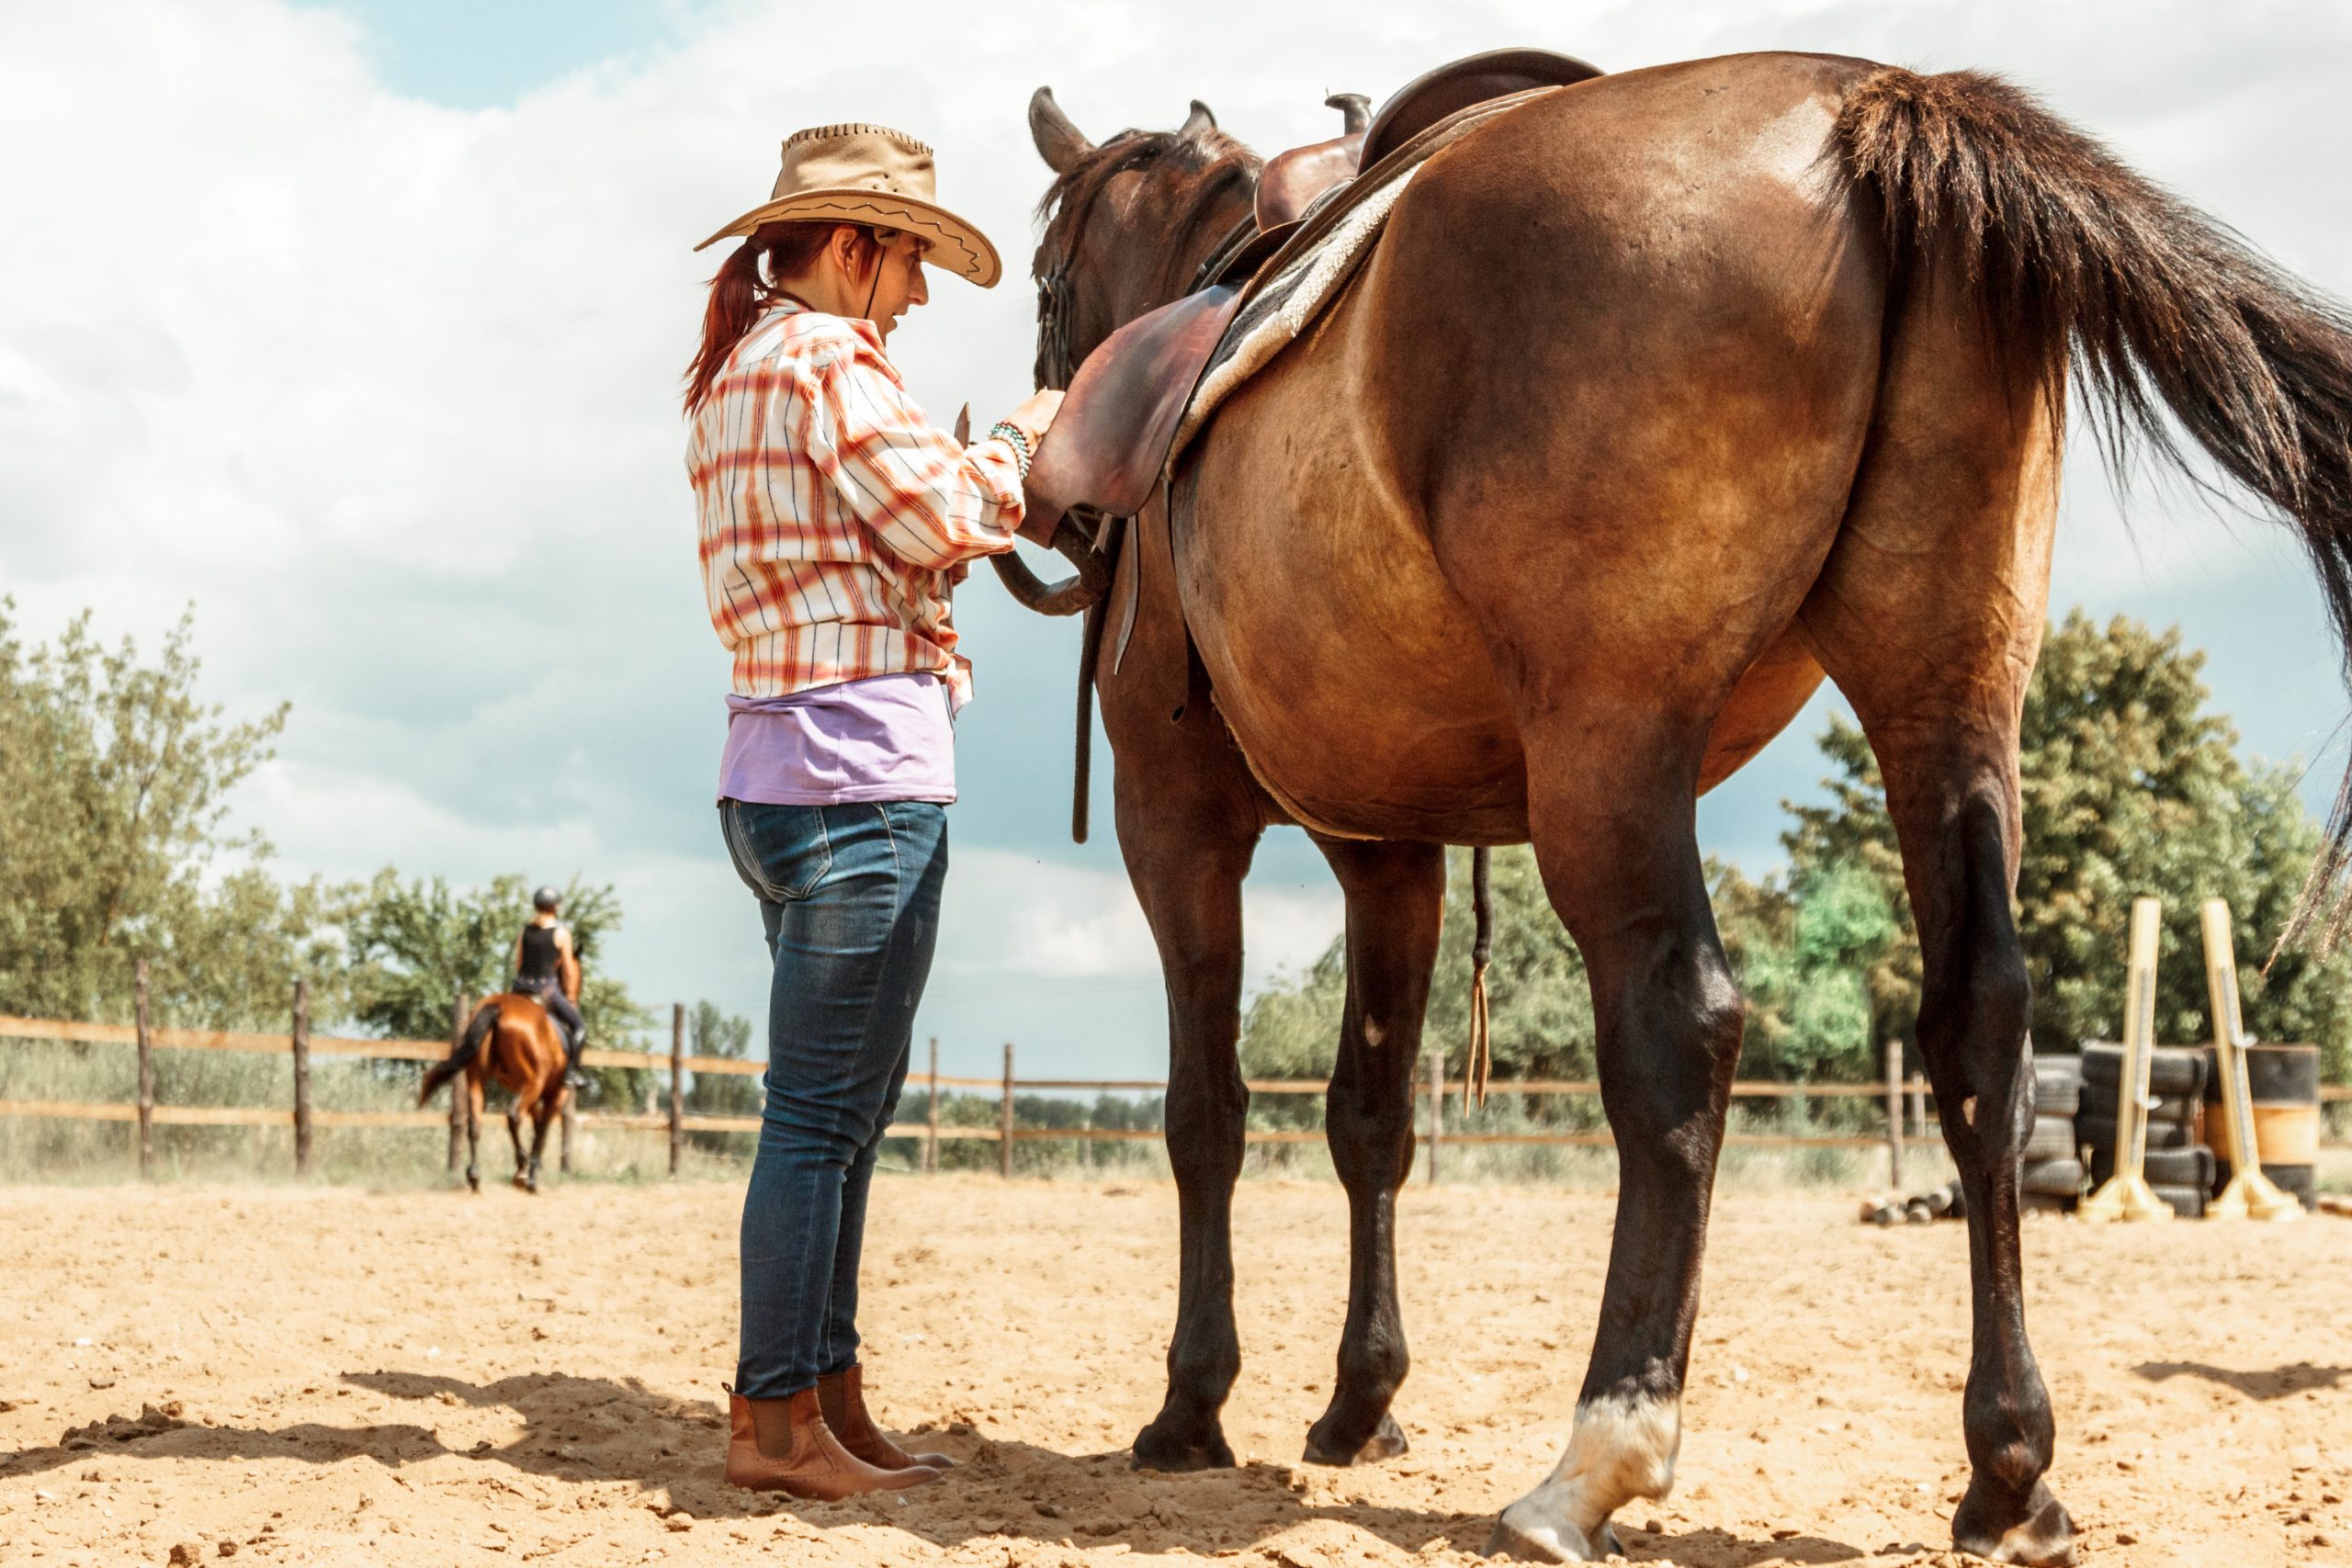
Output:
(987, 421), (1034, 479)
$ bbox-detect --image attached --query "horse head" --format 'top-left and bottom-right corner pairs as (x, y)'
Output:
(1026, 88), (1261, 389)
(986, 91), (1263, 617)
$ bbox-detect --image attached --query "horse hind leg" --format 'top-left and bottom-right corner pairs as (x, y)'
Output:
(506, 1091), (529, 1190)
(1489, 727), (1742, 1562)
(1301, 836), (1443, 1467)
(524, 1095), (556, 1193)
(465, 1073), (485, 1194)
(1793, 243), (2073, 1564)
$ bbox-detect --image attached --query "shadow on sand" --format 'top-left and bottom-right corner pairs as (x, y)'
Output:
(0, 1368), (1871, 1563)
(2132, 1359), (2350, 1401)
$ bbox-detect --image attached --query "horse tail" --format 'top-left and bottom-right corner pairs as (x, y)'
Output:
(419, 1000), (499, 1106)
(1838, 66), (2352, 951)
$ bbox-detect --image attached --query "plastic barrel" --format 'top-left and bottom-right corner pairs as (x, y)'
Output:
(2201, 1043), (2321, 1211)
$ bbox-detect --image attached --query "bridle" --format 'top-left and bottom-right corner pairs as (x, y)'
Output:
(1035, 257), (1078, 391)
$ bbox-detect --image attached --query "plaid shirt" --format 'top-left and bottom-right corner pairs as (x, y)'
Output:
(688, 298), (1026, 708)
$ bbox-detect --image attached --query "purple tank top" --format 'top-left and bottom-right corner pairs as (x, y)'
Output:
(717, 671), (957, 807)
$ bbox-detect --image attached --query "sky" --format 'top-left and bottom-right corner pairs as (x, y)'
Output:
(3, 1), (2350, 1079)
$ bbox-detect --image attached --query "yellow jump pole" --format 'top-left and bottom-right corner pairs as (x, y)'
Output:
(2199, 898), (2301, 1223)
(2080, 897), (2174, 1224)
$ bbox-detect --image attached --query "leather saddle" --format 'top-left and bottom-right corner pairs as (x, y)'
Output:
(1020, 47), (1602, 540)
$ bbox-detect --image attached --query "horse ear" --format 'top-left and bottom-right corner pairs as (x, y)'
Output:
(1030, 86), (1094, 174)
(1180, 99), (1217, 140)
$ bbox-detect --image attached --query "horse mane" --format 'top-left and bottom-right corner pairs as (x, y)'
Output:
(1035, 125), (1260, 234)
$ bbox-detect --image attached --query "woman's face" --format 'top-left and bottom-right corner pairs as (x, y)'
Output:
(858, 231), (931, 342)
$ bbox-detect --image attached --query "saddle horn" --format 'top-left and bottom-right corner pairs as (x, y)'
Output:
(1030, 86), (1095, 173)
(1326, 92), (1372, 134)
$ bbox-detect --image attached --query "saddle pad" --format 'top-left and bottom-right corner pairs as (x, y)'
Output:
(1169, 86), (1551, 464)
(1170, 166), (1417, 461)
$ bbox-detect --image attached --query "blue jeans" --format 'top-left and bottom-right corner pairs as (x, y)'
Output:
(720, 798), (947, 1399)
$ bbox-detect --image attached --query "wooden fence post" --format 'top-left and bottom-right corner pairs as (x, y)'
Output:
(291, 977), (313, 1178)
(1001, 1043), (1015, 1179)
(924, 1037), (940, 1175)
(1883, 1036), (1905, 1190)
(1908, 1073), (1927, 1142)
(447, 989), (469, 1175)
(669, 1001), (685, 1178)
(135, 959), (154, 1181)
(1426, 1047), (1442, 1185)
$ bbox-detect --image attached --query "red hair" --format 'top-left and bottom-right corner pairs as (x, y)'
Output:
(682, 221), (882, 414)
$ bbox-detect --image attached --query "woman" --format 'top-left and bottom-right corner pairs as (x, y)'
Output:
(684, 123), (1060, 1500)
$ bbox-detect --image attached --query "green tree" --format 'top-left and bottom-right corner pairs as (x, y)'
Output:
(1783, 611), (2352, 1076)
(685, 998), (761, 1119)
(0, 601), (335, 1029)
(1734, 860), (1903, 1083)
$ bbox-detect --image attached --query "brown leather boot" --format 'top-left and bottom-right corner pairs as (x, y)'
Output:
(817, 1363), (956, 1471)
(722, 1385), (939, 1498)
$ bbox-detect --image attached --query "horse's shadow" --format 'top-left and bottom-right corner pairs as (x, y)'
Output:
(0, 1371), (1867, 1562)
(2132, 1359), (2351, 1400)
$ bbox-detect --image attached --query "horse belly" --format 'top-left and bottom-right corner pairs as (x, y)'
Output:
(1180, 362), (1531, 843)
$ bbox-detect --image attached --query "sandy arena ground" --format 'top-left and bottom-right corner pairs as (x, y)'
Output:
(0, 1177), (2346, 1567)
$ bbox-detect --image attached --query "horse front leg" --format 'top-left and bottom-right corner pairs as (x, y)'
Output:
(1303, 836), (1444, 1466)
(1492, 740), (1741, 1562)
(1124, 787), (1260, 1472)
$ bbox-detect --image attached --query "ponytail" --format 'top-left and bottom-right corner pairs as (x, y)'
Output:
(683, 221), (888, 415)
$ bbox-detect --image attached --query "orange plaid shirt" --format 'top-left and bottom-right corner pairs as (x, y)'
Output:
(687, 299), (1027, 708)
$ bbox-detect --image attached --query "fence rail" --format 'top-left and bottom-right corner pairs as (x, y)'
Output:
(3, 985), (2341, 1183)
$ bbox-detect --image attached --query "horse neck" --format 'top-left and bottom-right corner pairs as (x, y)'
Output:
(1140, 181), (1257, 316)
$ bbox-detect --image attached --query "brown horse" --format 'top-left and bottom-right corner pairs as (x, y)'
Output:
(419, 994), (573, 1193)
(1021, 55), (2352, 1564)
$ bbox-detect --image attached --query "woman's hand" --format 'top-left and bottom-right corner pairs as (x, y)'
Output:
(997, 388), (1065, 451)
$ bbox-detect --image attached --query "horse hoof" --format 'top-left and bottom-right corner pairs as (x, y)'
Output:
(1953, 1478), (2076, 1565)
(513, 1174), (531, 1192)
(1131, 1419), (1235, 1472)
(1484, 1502), (1614, 1562)
(1303, 1410), (1408, 1466)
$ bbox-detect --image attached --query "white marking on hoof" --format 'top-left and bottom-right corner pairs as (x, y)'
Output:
(1490, 1393), (1679, 1561)
(1972, 1507), (2076, 1565)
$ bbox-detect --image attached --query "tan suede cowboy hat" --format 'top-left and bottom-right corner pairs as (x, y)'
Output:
(694, 123), (1002, 288)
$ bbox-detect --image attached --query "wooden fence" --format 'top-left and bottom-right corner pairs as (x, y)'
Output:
(4, 964), (2343, 1184)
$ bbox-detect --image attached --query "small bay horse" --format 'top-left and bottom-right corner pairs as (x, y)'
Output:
(419, 994), (572, 1193)
(1023, 55), (2352, 1565)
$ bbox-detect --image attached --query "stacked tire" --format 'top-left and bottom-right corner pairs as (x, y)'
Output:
(2080, 1043), (2211, 1217)
(2021, 1055), (2084, 1212)
(2200, 1043), (2322, 1211)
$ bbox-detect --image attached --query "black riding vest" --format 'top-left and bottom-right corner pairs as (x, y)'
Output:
(517, 923), (562, 986)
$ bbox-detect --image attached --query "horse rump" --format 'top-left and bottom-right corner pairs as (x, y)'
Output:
(1838, 65), (2352, 951)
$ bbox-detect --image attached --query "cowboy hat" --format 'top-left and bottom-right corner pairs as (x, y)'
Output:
(694, 123), (1002, 288)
